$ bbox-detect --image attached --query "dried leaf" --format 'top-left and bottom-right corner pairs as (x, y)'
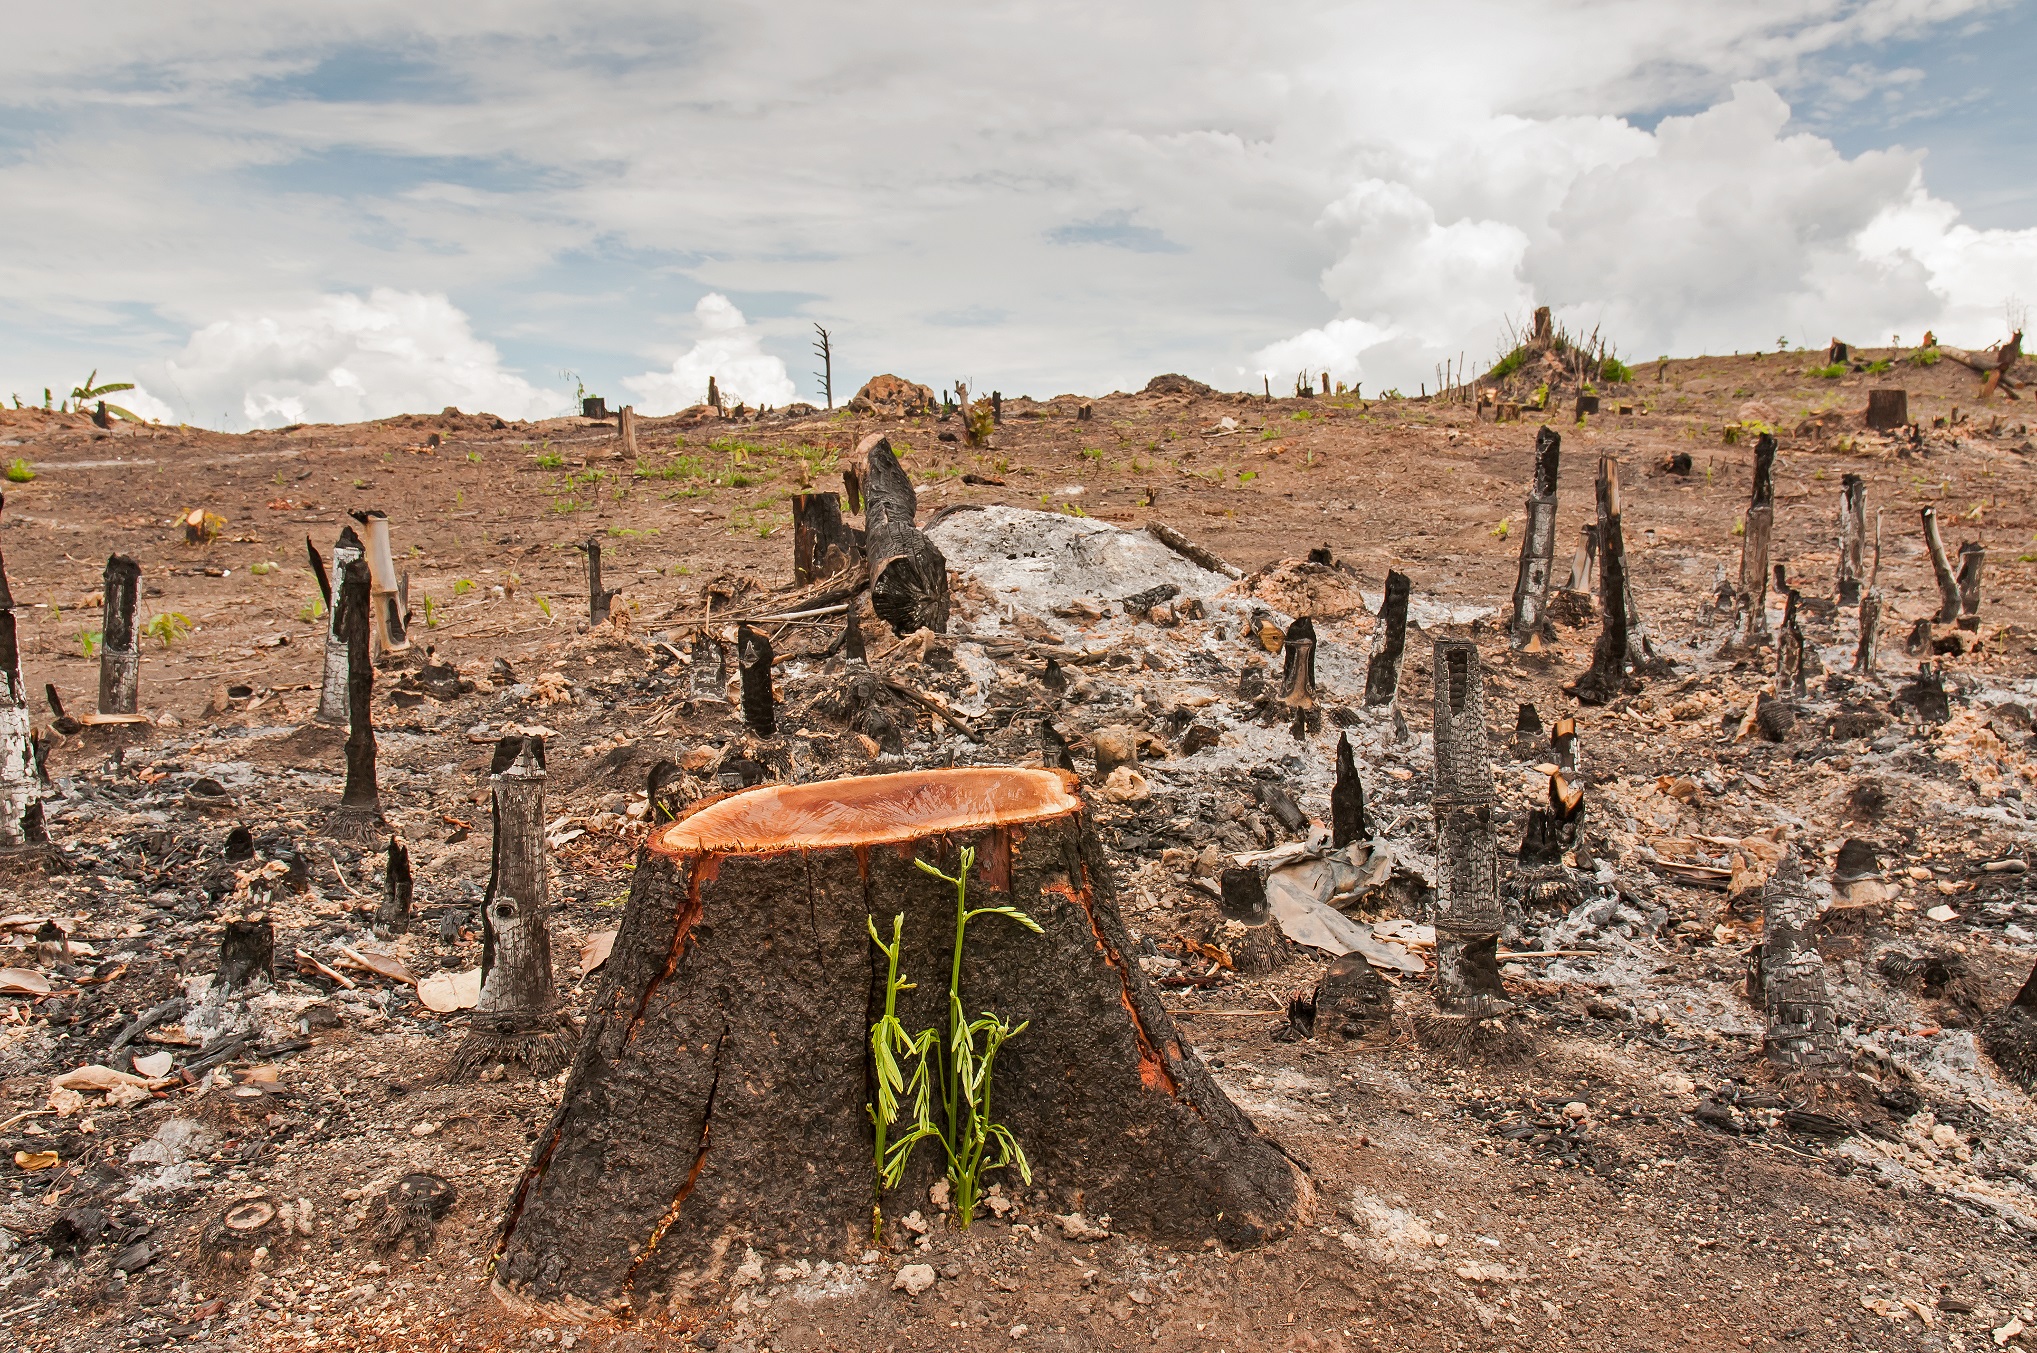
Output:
(0, 967), (51, 996)
(417, 967), (481, 1013)
(579, 930), (617, 977)
(13, 1150), (58, 1170)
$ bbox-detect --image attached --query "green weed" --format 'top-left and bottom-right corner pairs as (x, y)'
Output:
(142, 613), (192, 647)
(4, 459), (35, 483)
(77, 630), (101, 658)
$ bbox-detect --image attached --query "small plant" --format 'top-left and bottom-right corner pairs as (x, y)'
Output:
(1489, 519), (1511, 539)
(299, 592), (327, 623)
(1865, 359), (1892, 375)
(534, 595), (553, 620)
(1081, 446), (1104, 462)
(420, 593), (439, 627)
(77, 629), (102, 658)
(534, 446), (565, 470)
(142, 612), (192, 647)
(70, 371), (141, 421)
(454, 578), (475, 595)
(1238, 469), (1258, 483)
(866, 913), (937, 1241)
(1808, 363), (1846, 379)
(4, 458), (34, 483)
(1599, 356), (1633, 383)
(250, 560), (277, 576)
(1912, 347), (1941, 367)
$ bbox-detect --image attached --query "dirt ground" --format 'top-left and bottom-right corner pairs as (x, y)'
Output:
(1, 343), (2035, 1353)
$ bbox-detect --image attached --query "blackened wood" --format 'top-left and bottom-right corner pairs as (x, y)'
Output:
(647, 760), (688, 824)
(0, 607), (47, 848)
(1280, 617), (1316, 712)
(97, 554), (141, 715)
(1758, 854), (1841, 1070)
(1776, 589), (1807, 699)
(1220, 864), (1270, 924)
(218, 915), (274, 991)
(1331, 732), (1370, 848)
(1362, 569), (1411, 706)
(1865, 388), (1908, 430)
(1254, 782), (1307, 834)
(736, 623), (775, 736)
(1735, 434), (1776, 645)
(689, 628), (726, 702)
(1835, 474), (1866, 604)
(316, 527), (363, 727)
(1569, 456), (1631, 704)
(458, 735), (571, 1076)
(306, 537), (331, 608)
(1041, 655), (1066, 693)
(1041, 720), (1075, 772)
(1956, 542), (1984, 630)
(378, 836), (413, 932)
(1508, 426), (1560, 648)
(581, 536), (619, 626)
(1826, 339), (1848, 364)
(1920, 507), (1961, 622)
(1517, 772), (1583, 864)
(1430, 638), (1492, 804)
(1145, 521), (1243, 579)
(862, 441), (950, 635)
(1854, 589), (1882, 674)
(1511, 702), (1543, 759)
(792, 492), (857, 584)
(842, 604), (866, 663)
(1431, 638), (1503, 1012)
(492, 770), (1303, 1309)
(336, 557), (381, 819)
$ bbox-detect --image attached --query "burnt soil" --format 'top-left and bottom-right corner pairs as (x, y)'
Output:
(0, 346), (2035, 1352)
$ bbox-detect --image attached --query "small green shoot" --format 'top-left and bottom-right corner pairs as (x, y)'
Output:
(4, 459), (35, 483)
(142, 613), (192, 648)
(77, 630), (102, 658)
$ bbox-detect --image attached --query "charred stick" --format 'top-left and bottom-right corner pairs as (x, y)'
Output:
(736, 623), (776, 736)
(1363, 570), (1411, 707)
(337, 556), (380, 818)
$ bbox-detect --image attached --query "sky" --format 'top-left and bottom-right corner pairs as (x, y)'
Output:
(1, 1), (2034, 428)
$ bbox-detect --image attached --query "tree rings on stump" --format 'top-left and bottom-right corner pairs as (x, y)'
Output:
(492, 767), (1306, 1314)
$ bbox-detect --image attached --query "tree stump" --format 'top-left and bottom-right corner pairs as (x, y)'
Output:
(98, 554), (142, 715)
(1508, 427), (1560, 649)
(1835, 474), (1867, 605)
(1921, 507), (1961, 622)
(314, 528), (363, 727)
(1733, 434), (1776, 647)
(1865, 388), (1908, 431)
(861, 440), (950, 635)
(1362, 569), (1411, 707)
(492, 768), (1305, 1315)
(792, 492), (858, 585)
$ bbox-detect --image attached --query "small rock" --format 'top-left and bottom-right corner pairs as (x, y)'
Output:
(1054, 1212), (1109, 1242)
(893, 1263), (936, 1297)
(1090, 726), (1141, 780)
(1931, 1124), (1959, 1148)
(1100, 766), (1151, 804)
(1926, 904), (1959, 923)
(929, 1179), (951, 1211)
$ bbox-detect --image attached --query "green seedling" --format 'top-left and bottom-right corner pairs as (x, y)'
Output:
(77, 630), (102, 658)
(454, 578), (475, 595)
(250, 561), (277, 576)
(142, 613), (192, 647)
(300, 592), (327, 623)
(4, 459), (34, 483)
(866, 913), (938, 1241)
(534, 595), (553, 620)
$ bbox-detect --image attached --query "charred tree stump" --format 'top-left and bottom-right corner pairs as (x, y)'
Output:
(315, 527), (363, 726)
(1835, 474), (1867, 605)
(617, 405), (638, 460)
(1865, 388), (1908, 431)
(1280, 617), (1319, 736)
(1560, 523), (1598, 595)
(0, 606), (45, 850)
(378, 836), (413, 933)
(1363, 570), (1411, 707)
(1508, 426), (1560, 649)
(1568, 457), (1632, 705)
(1734, 435), (1776, 647)
(1429, 640), (1506, 1014)
(1956, 541), (1984, 630)
(1040, 720), (1076, 773)
(457, 735), (573, 1077)
(218, 915), (274, 991)
(581, 537), (620, 626)
(491, 768), (1304, 1313)
(332, 557), (383, 836)
(1981, 961), (2037, 1092)
(1550, 715), (1579, 774)
(792, 492), (858, 584)
(1855, 588), (1883, 674)
(98, 554), (142, 715)
(1921, 507), (1961, 622)
(1511, 702), (1543, 760)
(1517, 772), (1584, 865)
(860, 439), (950, 635)
(1331, 732), (1370, 848)
(1776, 590), (1807, 699)
(353, 511), (412, 659)
(735, 623), (775, 736)
(689, 628), (726, 703)
(842, 604), (866, 664)
(1755, 854), (1841, 1072)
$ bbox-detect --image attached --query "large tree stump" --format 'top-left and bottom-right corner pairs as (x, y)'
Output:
(1865, 387), (1908, 430)
(1508, 426), (1560, 649)
(98, 554), (142, 715)
(492, 768), (1305, 1314)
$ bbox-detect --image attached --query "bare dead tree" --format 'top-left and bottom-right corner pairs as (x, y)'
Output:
(1920, 506), (1962, 622)
(812, 324), (833, 410)
(456, 734), (573, 1076)
(1835, 473), (1867, 605)
(98, 554), (141, 715)
(1508, 426), (1560, 649)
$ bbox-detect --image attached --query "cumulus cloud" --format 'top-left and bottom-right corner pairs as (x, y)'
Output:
(620, 295), (797, 414)
(152, 290), (563, 428)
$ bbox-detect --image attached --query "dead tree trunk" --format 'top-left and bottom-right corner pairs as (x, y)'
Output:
(1776, 590), (1807, 699)
(618, 405), (638, 460)
(354, 511), (412, 659)
(1430, 639), (1505, 1013)
(333, 556), (382, 833)
(861, 439), (949, 635)
(1865, 388), (1909, 430)
(1331, 732), (1370, 848)
(457, 735), (573, 1077)
(1508, 426), (1560, 649)
(218, 915), (274, 991)
(792, 493), (857, 584)
(1956, 541), (1984, 630)
(491, 768), (1304, 1312)
(378, 836), (413, 933)
(1756, 854), (1841, 1072)
(315, 527), (363, 726)
(98, 554), (141, 715)
(1835, 474), (1867, 605)
(1280, 617), (1318, 736)
(0, 611), (45, 850)
(735, 623), (775, 736)
(1569, 457), (1631, 705)
(689, 627), (725, 703)
(1921, 507), (1961, 622)
(581, 537), (619, 626)
(1734, 434), (1776, 646)
(1363, 569), (1411, 707)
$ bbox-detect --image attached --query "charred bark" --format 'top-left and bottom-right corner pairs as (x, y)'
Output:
(792, 492), (858, 584)
(689, 628), (726, 703)
(1835, 474), (1867, 605)
(842, 604), (866, 664)
(0, 608), (46, 849)
(1756, 854), (1841, 1071)
(1517, 772), (1584, 865)
(1569, 457), (1632, 705)
(1362, 570), (1411, 707)
(1508, 426), (1561, 649)
(1430, 639), (1505, 1013)
(1776, 589), (1807, 699)
(315, 527), (363, 726)
(1921, 507), (1961, 622)
(491, 769), (1304, 1312)
(1982, 961), (2037, 1092)
(378, 836), (413, 933)
(859, 439), (949, 636)
(1331, 732), (1370, 848)
(218, 915), (274, 992)
(581, 537), (619, 626)
(1854, 589), (1882, 674)
(1956, 541), (1984, 630)
(334, 556), (382, 832)
(1281, 617), (1319, 736)
(98, 554), (141, 715)
(735, 623), (775, 736)
(1511, 702), (1543, 760)
(1734, 434), (1776, 646)
(457, 735), (572, 1077)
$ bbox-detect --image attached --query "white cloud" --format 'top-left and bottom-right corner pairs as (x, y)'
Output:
(619, 294), (797, 414)
(152, 289), (563, 428)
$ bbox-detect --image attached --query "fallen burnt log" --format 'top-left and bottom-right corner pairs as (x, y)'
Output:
(492, 767), (1305, 1315)
(861, 439), (950, 635)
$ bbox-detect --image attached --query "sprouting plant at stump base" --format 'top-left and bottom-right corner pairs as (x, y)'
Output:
(864, 845), (1042, 1237)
